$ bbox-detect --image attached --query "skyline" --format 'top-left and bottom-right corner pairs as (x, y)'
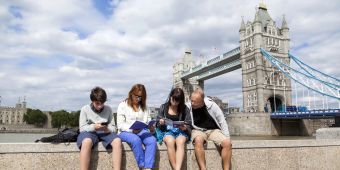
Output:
(1, 0), (339, 111)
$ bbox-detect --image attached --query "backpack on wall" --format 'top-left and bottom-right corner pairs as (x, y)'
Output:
(35, 128), (79, 143)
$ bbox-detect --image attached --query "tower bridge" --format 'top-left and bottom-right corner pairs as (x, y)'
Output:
(174, 3), (292, 113)
(173, 3), (339, 136)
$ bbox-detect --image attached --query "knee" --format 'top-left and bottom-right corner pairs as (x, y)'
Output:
(164, 137), (175, 146)
(175, 137), (186, 146)
(81, 138), (93, 148)
(145, 136), (157, 147)
(111, 138), (122, 147)
(193, 137), (205, 147)
(131, 136), (142, 146)
(221, 139), (232, 150)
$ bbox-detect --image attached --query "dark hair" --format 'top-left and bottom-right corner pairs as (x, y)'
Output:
(90, 86), (107, 103)
(166, 87), (185, 117)
(127, 84), (147, 111)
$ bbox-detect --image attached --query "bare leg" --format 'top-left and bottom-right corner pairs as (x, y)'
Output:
(193, 136), (206, 170)
(164, 136), (176, 170)
(80, 138), (92, 170)
(220, 139), (232, 170)
(175, 136), (187, 170)
(111, 138), (122, 170)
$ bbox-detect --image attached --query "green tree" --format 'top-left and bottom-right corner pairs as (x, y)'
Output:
(69, 111), (80, 127)
(50, 110), (80, 128)
(50, 110), (69, 128)
(23, 108), (47, 127)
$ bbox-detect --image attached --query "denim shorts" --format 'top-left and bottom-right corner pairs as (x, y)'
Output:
(77, 131), (118, 149)
(164, 127), (189, 139)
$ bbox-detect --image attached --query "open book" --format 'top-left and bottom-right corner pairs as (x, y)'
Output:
(164, 119), (185, 128)
(129, 120), (157, 130)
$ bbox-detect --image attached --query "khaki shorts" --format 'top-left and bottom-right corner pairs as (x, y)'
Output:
(191, 129), (229, 146)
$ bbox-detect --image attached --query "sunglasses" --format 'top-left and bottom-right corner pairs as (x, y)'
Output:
(133, 94), (142, 98)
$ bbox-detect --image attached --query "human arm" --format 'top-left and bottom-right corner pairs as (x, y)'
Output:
(105, 107), (117, 133)
(79, 106), (96, 132)
(211, 102), (230, 137)
(180, 106), (192, 134)
(156, 104), (167, 131)
(116, 102), (133, 132)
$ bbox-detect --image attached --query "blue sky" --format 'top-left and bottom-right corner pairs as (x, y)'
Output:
(0, 0), (339, 111)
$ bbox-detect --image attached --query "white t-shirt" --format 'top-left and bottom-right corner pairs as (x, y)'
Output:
(116, 101), (151, 133)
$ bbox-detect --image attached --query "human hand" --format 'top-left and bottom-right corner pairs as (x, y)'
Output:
(159, 119), (165, 125)
(149, 125), (155, 133)
(133, 129), (141, 134)
(94, 123), (105, 130)
(102, 126), (110, 133)
(179, 124), (187, 131)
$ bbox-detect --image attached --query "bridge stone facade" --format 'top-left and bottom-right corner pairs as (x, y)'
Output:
(173, 3), (292, 113)
(173, 49), (203, 102)
(240, 3), (292, 113)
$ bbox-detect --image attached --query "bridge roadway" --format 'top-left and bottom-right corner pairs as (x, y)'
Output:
(181, 47), (241, 80)
(270, 109), (340, 119)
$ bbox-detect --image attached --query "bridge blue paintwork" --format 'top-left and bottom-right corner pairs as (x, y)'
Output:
(271, 109), (340, 119)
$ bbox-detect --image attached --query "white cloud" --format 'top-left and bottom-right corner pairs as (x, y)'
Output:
(0, 0), (339, 111)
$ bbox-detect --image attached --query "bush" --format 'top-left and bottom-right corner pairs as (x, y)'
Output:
(23, 109), (47, 127)
(50, 110), (80, 128)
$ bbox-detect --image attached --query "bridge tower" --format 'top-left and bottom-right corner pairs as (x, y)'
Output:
(240, 3), (292, 113)
(173, 49), (204, 102)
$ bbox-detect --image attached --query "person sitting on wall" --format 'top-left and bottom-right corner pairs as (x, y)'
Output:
(116, 84), (157, 170)
(187, 87), (232, 170)
(156, 87), (192, 170)
(77, 86), (122, 170)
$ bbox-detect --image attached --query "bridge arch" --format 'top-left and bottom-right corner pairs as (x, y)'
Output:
(267, 95), (284, 112)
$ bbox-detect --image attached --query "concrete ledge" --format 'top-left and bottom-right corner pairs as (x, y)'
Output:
(316, 128), (340, 139)
(1, 140), (340, 169)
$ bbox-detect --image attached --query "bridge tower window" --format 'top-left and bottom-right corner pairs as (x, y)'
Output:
(267, 37), (269, 45)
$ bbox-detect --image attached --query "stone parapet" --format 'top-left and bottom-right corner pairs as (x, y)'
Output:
(1, 139), (340, 169)
(316, 128), (340, 139)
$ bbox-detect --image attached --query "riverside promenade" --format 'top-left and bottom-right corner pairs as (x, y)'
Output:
(1, 139), (340, 170)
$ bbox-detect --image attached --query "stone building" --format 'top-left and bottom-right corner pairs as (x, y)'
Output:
(239, 2), (292, 113)
(149, 107), (160, 119)
(208, 96), (240, 116)
(173, 49), (202, 102)
(173, 3), (292, 113)
(0, 98), (27, 125)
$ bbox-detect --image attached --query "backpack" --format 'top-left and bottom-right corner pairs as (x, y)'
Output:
(35, 128), (79, 143)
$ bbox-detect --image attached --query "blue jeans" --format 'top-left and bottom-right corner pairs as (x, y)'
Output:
(118, 129), (157, 168)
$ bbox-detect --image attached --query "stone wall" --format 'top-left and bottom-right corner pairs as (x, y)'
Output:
(227, 112), (275, 136)
(226, 112), (335, 136)
(1, 139), (340, 170)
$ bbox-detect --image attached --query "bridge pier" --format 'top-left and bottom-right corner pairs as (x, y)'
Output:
(332, 117), (340, 127)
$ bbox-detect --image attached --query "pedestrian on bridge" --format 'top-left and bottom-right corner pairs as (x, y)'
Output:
(187, 87), (232, 170)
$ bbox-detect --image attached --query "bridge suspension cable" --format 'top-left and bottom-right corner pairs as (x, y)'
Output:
(289, 53), (340, 87)
(260, 48), (340, 102)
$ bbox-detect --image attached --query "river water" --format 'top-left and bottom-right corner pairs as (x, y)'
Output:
(0, 133), (315, 143)
(0, 133), (55, 143)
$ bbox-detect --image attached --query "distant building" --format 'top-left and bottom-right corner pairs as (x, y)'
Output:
(228, 107), (240, 114)
(207, 96), (240, 116)
(149, 107), (160, 119)
(0, 98), (27, 125)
